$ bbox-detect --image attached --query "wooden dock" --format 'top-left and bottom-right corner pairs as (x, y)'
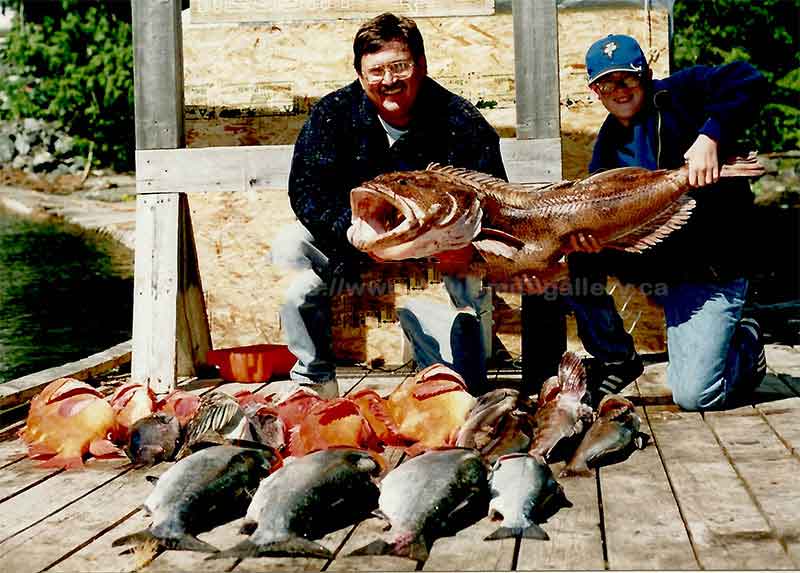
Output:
(1, 344), (799, 572)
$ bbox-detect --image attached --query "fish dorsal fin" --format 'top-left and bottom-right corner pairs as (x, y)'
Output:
(606, 196), (696, 253)
(558, 352), (587, 397)
(426, 162), (519, 192)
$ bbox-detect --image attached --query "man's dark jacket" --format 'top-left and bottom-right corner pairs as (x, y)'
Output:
(288, 77), (507, 277)
(587, 62), (766, 284)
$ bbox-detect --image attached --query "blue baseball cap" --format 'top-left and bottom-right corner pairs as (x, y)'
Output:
(585, 34), (648, 84)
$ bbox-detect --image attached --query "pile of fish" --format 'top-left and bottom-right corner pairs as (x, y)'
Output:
(347, 156), (765, 290)
(105, 350), (650, 562)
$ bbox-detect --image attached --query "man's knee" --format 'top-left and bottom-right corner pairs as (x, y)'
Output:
(670, 377), (724, 411)
(283, 270), (328, 309)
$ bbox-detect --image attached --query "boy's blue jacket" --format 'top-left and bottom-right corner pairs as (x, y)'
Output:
(588, 62), (766, 283)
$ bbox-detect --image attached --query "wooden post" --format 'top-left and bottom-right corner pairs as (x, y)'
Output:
(131, 0), (210, 392)
(512, 0), (566, 393)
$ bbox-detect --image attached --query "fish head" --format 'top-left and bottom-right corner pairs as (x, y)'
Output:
(347, 170), (483, 260)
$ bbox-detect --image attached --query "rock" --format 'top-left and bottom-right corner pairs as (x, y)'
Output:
(31, 149), (56, 171)
(0, 134), (14, 162)
(13, 133), (31, 156)
(54, 135), (74, 155)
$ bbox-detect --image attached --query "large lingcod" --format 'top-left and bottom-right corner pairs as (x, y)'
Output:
(346, 156), (764, 291)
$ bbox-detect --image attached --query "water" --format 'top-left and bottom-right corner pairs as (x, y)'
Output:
(0, 207), (133, 383)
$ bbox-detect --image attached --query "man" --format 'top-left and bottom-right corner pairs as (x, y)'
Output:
(566, 34), (767, 411)
(272, 13), (507, 398)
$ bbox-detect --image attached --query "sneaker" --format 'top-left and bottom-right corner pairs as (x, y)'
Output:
(738, 317), (767, 383)
(584, 353), (644, 407)
(300, 379), (340, 400)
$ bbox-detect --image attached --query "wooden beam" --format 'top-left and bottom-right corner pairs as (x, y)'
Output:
(132, 0), (184, 149)
(135, 137), (563, 195)
(512, 0), (561, 144)
(0, 342), (132, 410)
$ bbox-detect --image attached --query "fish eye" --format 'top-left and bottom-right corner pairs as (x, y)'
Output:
(398, 179), (407, 185)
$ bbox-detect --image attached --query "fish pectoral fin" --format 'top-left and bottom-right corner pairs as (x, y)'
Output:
(475, 227), (527, 249)
(485, 523), (549, 541)
(635, 432), (651, 449)
(607, 196), (696, 253)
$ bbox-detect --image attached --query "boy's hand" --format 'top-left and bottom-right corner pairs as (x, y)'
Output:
(683, 134), (719, 187)
(568, 232), (603, 253)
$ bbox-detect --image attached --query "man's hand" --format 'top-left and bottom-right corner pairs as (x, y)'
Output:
(683, 134), (720, 187)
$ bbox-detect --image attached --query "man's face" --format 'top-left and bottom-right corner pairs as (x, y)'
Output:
(590, 70), (649, 126)
(358, 40), (427, 128)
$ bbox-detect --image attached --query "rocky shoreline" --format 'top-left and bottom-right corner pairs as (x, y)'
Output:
(0, 174), (136, 251)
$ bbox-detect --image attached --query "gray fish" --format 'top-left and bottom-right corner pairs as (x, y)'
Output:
(454, 389), (535, 464)
(124, 413), (182, 465)
(212, 448), (382, 560)
(561, 395), (650, 477)
(530, 352), (594, 463)
(112, 445), (279, 553)
(486, 453), (572, 540)
(175, 391), (254, 459)
(349, 447), (489, 562)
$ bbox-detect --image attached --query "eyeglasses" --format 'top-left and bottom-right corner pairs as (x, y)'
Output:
(593, 74), (642, 95)
(363, 60), (414, 84)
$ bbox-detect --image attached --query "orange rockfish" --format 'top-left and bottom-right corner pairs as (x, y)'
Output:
(21, 377), (116, 469)
(287, 398), (381, 457)
(347, 157), (764, 290)
(386, 364), (476, 454)
(108, 382), (156, 442)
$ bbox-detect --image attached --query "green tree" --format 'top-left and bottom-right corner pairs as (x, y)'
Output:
(673, 0), (800, 152)
(0, 0), (134, 170)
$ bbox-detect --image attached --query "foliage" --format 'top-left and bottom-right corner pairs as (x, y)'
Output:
(0, 0), (134, 170)
(673, 0), (800, 152)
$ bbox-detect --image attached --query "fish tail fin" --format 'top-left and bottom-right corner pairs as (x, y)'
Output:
(720, 153), (765, 178)
(635, 431), (651, 449)
(112, 530), (219, 553)
(112, 530), (154, 548)
(485, 524), (549, 541)
(210, 537), (332, 560)
(558, 352), (587, 397)
(349, 534), (429, 562)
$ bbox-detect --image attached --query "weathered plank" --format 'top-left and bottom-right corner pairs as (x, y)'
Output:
(706, 406), (800, 567)
(131, 193), (181, 393)
(136, 138), (563, 197)
(48, 506), (152, 573)
(647, 405), (792, 569)
(765, 345), (800, 378)
(133, 0), (184, 149)
(757, 397), (800, 457)
(0, 459), (130, 544)
(516, 462), (604, 570)
(513, 0), (560, 142)
(0, 341), (132, 409)
(190, 0), (495, 23)
(600, 407), (697, 569)
(0, 464), (169, 573)
(175, 194), (213, 377)
(422, 515), (514, 571)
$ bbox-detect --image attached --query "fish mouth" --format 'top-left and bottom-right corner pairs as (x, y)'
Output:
(347, 182), (482, 260)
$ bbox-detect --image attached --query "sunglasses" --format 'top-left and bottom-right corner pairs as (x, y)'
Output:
(363, 60), (414, 84)
(593, 74), (643, 95)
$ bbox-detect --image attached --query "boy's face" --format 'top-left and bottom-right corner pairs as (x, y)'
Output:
(590, 70), (650, 126)
(358, 39), (427, 128)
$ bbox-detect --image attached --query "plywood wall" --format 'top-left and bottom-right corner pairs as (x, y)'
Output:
(182, 5), (670, 363)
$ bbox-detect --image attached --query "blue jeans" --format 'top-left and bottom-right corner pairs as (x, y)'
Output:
(271, 222), (487, 385)
(565, 276), (761, 411)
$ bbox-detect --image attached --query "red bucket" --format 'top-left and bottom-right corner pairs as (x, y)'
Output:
(206, 344), (297, 383)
